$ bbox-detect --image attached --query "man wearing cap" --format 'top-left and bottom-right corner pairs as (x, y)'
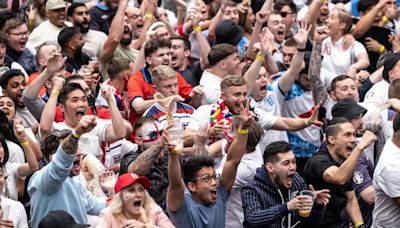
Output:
(303, 118), (376, 228)
(27, 0), (72, 50)
(330, 99), (375, 228)
(28, 116), (108, 228)
(67, 3), (107, 60)
(364, 53), (400, 107)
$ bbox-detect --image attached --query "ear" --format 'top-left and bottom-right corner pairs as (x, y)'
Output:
(152, 84), (158, 92)
(266, 162), (274, 173)
(187, 182), (197, 193)
(329, 90), (337, 101)
(219, 60), (226, 70)
(145, 56), (152, 66)
(339, 22), (346, 31)
(2, 89), (7, 96)
(184, 49), (191, 58)
(59, 103), (66, 113)
(388, 70), (395, 82)
(134, 136), (142, 145)
(327, 135), (335, 145)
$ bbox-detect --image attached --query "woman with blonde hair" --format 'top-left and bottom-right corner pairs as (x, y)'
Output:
(97, 173), (175, 228)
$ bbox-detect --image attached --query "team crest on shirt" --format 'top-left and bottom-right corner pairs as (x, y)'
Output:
(353, 171), (364, 185)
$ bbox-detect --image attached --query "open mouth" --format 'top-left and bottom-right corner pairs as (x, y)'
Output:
(133, 200), (142, 208)
(76, 109), (85, 119)
(210, 189), (217, 199)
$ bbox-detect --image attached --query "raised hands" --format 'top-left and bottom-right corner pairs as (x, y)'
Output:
(75, 115), (97, 136)
(13, 118), (27, 142)
(46, 53), (66, 75)
(100, 84), (116, 103)
(259, 27), (274, 55)
(238, 100), (256, 129)
(255, 10), (269, 26)
(314, 26), (329, 44)
(293, 20), (312, 48)
(51, 76), (65, 92)
(99, 170), (116, 196)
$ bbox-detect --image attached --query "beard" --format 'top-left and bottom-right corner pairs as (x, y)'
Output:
(120, 33), (132, 46)
(76, 22), (89, 34)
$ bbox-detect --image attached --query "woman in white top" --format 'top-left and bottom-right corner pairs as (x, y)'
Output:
(321, 7), (370, 79)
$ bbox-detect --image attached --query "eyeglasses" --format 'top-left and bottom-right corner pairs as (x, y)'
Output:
(192, 174), (219, 184)
(7, 31), (29, 38)
(280, 12), (295, 18)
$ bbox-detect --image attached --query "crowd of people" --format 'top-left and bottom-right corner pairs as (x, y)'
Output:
(0, 0), (399, 227)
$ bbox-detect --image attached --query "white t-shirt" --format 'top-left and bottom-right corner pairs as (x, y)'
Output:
(53, 118), (111, 160)
(104, 139), (138, 168)
(82, 29), (107, 60)
(364, 80), (389, 108)
(225, 149), (264, 228)
(372, 139), (400, 228)
(199, 70), (223, 105)
(27, 20), (72, 50)
(3, 163), (21, 201)
(16, 107), (38, 129)
(1, 196), (28, 228)
(321, 37), (367, 76)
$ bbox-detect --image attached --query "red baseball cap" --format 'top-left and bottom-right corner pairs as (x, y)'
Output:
(115, 173), (151, 193)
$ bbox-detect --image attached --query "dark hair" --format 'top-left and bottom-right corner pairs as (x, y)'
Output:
(389, 78), (400, 99)
(2, 18), (25, 34)
(241, 62), (252, 76)
(67, 2), (86, 17)
(58, 26), (81, 49)
(207, 43), (237, 67)
(394, 111), (400, 133)
(0, 32), (6, 44)
(57, 82), (85, 105)
(231, 117), (264, 152)
(133, 116), (158, 133)
(329, 75), (353, 92)
(170, 35), (191, 50)
(357, 0), (378, 13)
(220, 75), (246, 91)
(0, 134), (9, 165)
(263, 141), (292, 164)
(273, 0), (297, 13)
(107, 57), (131, 80)
(65, 74), (85, 84)
(325, 117), (350, 145)
(0, 69), (25, 88)
(40, 129), (71, 161)
(283, 37), (297, 47)
(144, 38), (171, 58)
(182, 155), (215, 185)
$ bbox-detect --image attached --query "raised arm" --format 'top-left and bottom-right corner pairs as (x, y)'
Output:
(191, 8), (211, 67)
(308, 39), (328, 105)
(13, 119), (39, 177)
(102, 85), (131, 141)
(352, 0), (387, 39)
(220, 101), (253, 191)
(246, 10), (269, 60)
(323, 131), (376, 185)
(99, 0), (128, 64)
(167, 138), (185, 212)
(278, 21), (311, 95)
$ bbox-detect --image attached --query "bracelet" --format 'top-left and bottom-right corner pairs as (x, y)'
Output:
(378, 45), (385, 54)
(145, 13), (153, 19)
(238, 128), (249, 134)
(51, 89), (60, 95)
(381, 15), (389, 24)
(256, 55), (265, 61)
(354, 222), (364, 228)
(304, 119), (310, 126)
(21, 140), (29, 148)
(297, 48), (306, 52)
(193, 26), (202, 32)
(72, 130), (81, 139)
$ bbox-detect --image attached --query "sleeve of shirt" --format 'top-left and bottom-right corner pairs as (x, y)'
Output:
(119, 151), (140, 175)
(22, 89), (45, 121)
(354, 41), (368, 57)
(127, 74), (145, 102)
(379, 165), (400, 198)
(177, 73), (193, 100)
(186, 105), (211, 131)
(253, 107), (278, 130)
(34, 146), (75, 195)
(271, 81), (285, 106)
(351, 157), (372, 193)
(84, 187), (106, 215)
(311, 154), (335, 178)
(153, 204), (175, 227)
(95, 118), (112, 142)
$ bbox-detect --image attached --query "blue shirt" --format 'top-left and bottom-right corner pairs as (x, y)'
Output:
(28, 146), (105, 228)
(168, 184), (229, 228)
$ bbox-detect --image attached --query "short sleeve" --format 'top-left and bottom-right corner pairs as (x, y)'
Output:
(119, 151), (140, 175)
(177, 73), (193, 100)
(379, 164), (400, 198)
(186, 105), (212, 131)
(253, 108), (278, 130)
(127, 73), (145, 102)
(310, 154), (336, 178)
(95, 119), (112, 142)
(353, 41), (368, 57)
(351, 157), (372, 193)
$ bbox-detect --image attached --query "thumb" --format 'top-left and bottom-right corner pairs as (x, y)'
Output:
(309, 184), (315, 191)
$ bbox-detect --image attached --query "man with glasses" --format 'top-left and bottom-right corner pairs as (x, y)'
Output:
(3, 18), (37, 76)
(27, 0), (72, 50)
(274, 0), (297, 39)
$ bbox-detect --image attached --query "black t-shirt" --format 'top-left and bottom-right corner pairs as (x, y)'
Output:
(64, 52), (91, 73)
(303, 149), (353, 228)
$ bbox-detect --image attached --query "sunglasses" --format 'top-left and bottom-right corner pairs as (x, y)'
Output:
(280, 12), (295, 18)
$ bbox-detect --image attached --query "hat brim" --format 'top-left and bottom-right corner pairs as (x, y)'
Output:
(47, 4), (66, 10)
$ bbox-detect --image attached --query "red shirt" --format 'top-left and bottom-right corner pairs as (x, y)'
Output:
(127, 67), (192, 125)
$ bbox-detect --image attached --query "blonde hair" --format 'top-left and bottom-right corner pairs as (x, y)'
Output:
(108, 188), (157, 227)
(333, 8), (353, 34)
(80, 154), (105, 197)
(151, 65), (177, 85)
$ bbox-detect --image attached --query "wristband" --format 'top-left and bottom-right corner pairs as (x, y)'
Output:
(72, 130), (81, 139)
(193, 26), (202, 32)
(21, 140), (29, 148)
(145, 13), (154, 19)
(381, 15), (389, 24)
(256, 55), (265, 61)
(355, 222), (364, 228)
(238, 128), (249, 134)
(297, 48), (307, 52)
(378, 45), (385, 54)
(51, 89), (60, 95)
(304, 119), (310, 126)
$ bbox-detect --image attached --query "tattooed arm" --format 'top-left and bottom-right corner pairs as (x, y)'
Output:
(308, 42), (328, 106)
(127, 142), (164, 175)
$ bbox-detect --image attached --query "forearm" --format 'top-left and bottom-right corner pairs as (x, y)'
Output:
(279, 50), (304, 94)
(207, 10), (223, 41)
(132, 98), (156, 114)
(244, 51), (265, 93)
(306, 0), (323, 26)
(128, 143), (164, 175)
(61, 134), (79, 155)
(309, 43), (327, 105)
(346, 197), (363, 224)
(183, 129), (195, 146)
(274, 117), (309, 131)
(39, 92), (57, 135)
(18, 141), (39, 176)
(132, 17), (153, 50)
(195, 30), (211, 67)
(167, 153), (185, 212)
(353, 6), (382, 38)
(352, 56), (370, 70)
(27, 136), (42, 160)
(246, 22), (263, 59)
(108, 98), (128, 139)
(335, 147), (363, 183)
(25, 68), (51, 98)
(264, 53), (278, 75)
